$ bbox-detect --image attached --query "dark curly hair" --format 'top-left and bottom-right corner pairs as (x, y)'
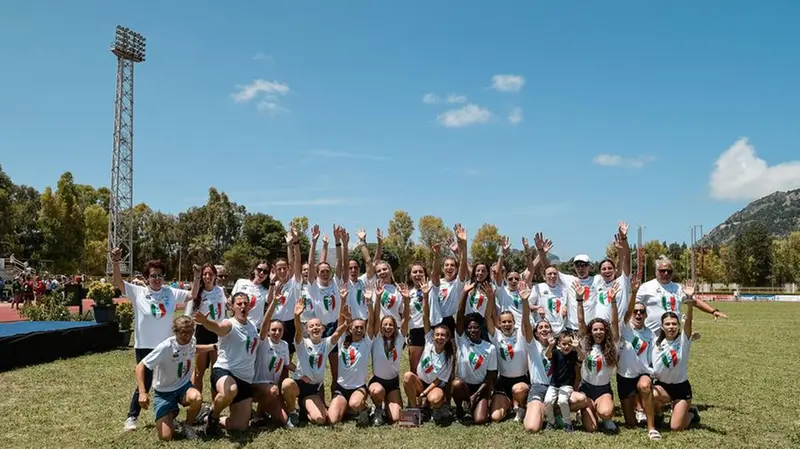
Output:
(580, 317), (618, 368)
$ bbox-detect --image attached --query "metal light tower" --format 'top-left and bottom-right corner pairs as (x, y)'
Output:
(690, 224), (703, 282)
(107, 26), (146, 275)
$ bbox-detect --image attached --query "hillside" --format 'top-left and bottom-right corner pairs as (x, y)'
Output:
(700, 189), (800, 246)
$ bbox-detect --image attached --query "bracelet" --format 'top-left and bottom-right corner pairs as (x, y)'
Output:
(292, 241), (300, 245)
(713, 308), (719, 313)
(335, 243), (342, 247)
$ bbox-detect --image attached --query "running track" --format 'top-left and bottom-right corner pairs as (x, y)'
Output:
(0, 299), (188, 323)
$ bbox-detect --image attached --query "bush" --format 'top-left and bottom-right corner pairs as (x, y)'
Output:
(19, 292), (71, 322)
(87, 281), (116, 307)
(116, 301), (133, 330)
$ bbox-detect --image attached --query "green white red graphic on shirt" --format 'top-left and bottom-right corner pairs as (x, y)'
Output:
(309, 352), (324, 370)
(245, 336), (259, 355)
(543, 356), (553, 377)
(468, 351), (485, 370)
(356, 289), (363, 305)
(547, 297), (562, 314)
(150, 303), (167, 318)
(421, 356), (435, 374)
(661, 294), (677, 312)
(177, 359), (191, 379)
(269, 354), (284, 373)
(249, 295), (257, 310)
(511, 293), (521, 309)
(340, 346), (358, 367)
(500, 343), (515, 361)
(206, 303), (223, 320)
(598, 291), (608, 306)
(630, 336), (648, 355)
(323, 294), (336, 311)
(661, 347), (679, 368)
(381, 291), (396, 309)
(469, 291), (485, 311)
(385, 346), (398, 362)
(585, 353), (603, 372)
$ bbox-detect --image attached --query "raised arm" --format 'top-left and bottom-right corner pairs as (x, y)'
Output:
(455, 224), (469, 282)
(574, 280), (588, 338)
(356, 228), (377, 279)
(608, 283), (620, 343)
(430, 242), (442, 287)
(421, 282), (432, 334)
(401, 286), (412, 336)
(110, 248), (126, 293)
(293, 299), (304, 345)
(320, 233), (330, 271)
(494, 236), (510, 285)
(521, 285), (533, 342)
(522, 237), (535, 285)
(290, 225), (303, 282)
(260, 282), (280, 340)
(616, 221), (631, 277)
(456, 281), (474, 335)
(366, 283), (378, 338)
(188, 264), (202, 303)
(334, 226), (344, 280)
(533, 233), (553, 279)
(682, 280), (695, 337)
(330, 303), (351, 342)
(374, 229), (384, 272)
(307, 224), (320, 281)
(485, 282), (497, 335)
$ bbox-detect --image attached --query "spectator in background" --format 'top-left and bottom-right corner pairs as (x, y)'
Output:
(12, 276), (23, 310)
(215, 265), (228, 295)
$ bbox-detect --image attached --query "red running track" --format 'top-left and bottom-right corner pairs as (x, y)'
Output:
(0, 298), (188, 323)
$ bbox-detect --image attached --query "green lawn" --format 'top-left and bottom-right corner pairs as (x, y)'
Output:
(2, 302), (800, 448)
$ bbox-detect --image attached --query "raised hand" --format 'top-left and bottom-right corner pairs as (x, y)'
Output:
(464, 281), (476, 294)
(447, 237), (458, 254)
(342, 305), (352, 323)
(339, 285), (349, 300)
(322, 234), (329, 247)
(432, 242), (442, 254)
(682, 279), (695, 303)
(375, 282), (385, 300)
(521, 237), (530, 253)
(547, 335), (555, 346)
(501, 236), (511, 255)
(606, 283), (618, 303)
(194, 310), (208, 324)
(110, 247), (122, 262)
(356, 228), (367, 242)
(311, 224), (320, 241)
(419, 279), (431, 295)
(294, 298), (305, 316)
(269, 266), (278, 283)
(572, 280), (587, 300)
(455, 223), (467, 242)
(614, 233), (625, 249)
(533, 233), (546, 252)
(398, 283), (410, 299)
(342, 229), (350, 245)
(285, 229), (293, 244)
(618, 221), (629, 238)
(376, 228), (384, 243)
(192, 264), (201, 276)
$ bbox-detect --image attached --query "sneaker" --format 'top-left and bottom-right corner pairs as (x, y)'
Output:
(602, 419), (618, 433)
(554, 414), (564, 428)
(205, 415), (222, 437)
(564, 423), (575, 433)
(357, 409), (370, 427)
(372, 408), (386, 426)
(460, 401), (473, 424)
(432, 407), (444, 424)
(195, 404), (212, 426)
(123, 417), (137, 431)
(513, 407), (525, 422)
(689, 406), (701, 426)
(287, 411), (300, 429)
(543, 421), (555, 431)
(635, 409), (647, 424)
(182, 425), (199, 441)
(172, 418), (184, 434)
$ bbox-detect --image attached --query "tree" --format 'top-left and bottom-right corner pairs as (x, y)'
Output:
(385, 210), (414, 272)
(729, 222), (773, 286)
(471, 223), (502, 265)
(504, 249), (528, 274)
(642, 240), (668, 280)
(698, 246), (726, 285)
(291, 216), (309, 235)
(771, 232), (800, 284)
(36, 172), (86, 273)
(416, 215), (453, 265)
(350, 243), (400, 275)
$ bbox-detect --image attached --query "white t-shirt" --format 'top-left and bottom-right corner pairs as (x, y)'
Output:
(294, 336), (336, 385)
(617, 324), (654, 378)
(371, 331), (404, 380)
(496, 286), (527, 326)
(465, 287), (491, 317)
(438, 277), (464, 319)
(558, 273), (595, 329)
(309, 280), (341, 325)
(581, 344), (613, 386)
(635, 279), (685, 333)
(272, 278), (300, 322)
(125, 281), (191, 349)
(416, 331), (453, 385)
(490, 327), (528, 378)
(653, 333), (691, 384)
(299, 282), (315, 322)
(232, 279), (269, 329)
(214, 318), (260, 382)
(526, 339), (552, 386)
(593, 273), (631, 324)
(378, 284), (404, 321)
(142, 335), (196, 392)
(532, 282), (567, 335)
(455, 333), (497, 385)
(408, 285), (443, 329)
(336, 335), (373, 389)
(185, 285), (226, 323)
(253, 338), (290, 385)
(340, 274), (374, 321)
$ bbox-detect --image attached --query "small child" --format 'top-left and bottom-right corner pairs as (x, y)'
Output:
(544, 330), (581, 432)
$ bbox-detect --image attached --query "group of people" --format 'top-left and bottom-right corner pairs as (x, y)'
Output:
(112, 220), (728, 442)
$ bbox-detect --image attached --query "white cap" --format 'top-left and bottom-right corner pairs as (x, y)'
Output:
(573, 254), (591, 264)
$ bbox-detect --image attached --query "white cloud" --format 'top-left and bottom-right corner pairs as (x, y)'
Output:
(437, 104), (493, 128)
(231, 79), (290, 103)
(252, 52), (275, 62)
(308, 149), (390, 161)
(508, 107), (523, 125)
(422, 93), (440, 104)
(709, 137), (800, 200)
(593, 154), (654, 168)
(491, 74), (525, 92)
(446, 94), (467, 104)
(256, 100), (289, 115)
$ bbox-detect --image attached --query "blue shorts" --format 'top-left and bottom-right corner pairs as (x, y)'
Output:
(154, 382), (193, 422)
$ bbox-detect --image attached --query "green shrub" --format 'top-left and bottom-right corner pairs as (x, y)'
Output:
(116, 301), (133, 330)
(87, 281), (116, 307)
(19, 292), (71, 322)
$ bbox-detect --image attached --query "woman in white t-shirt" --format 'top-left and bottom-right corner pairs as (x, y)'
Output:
(282, 285), (349, 426)
(532, 266), (570, 334)
(231, 260), (272, 329)
(185, 263), (227, 398)
(375, 261), (404, 321)
(328, 282), (388, 426)
(136, 316), (212, 441)
(574, 281), (620, 433)
(437, 224), (469, 336)
(486, 272), (531, 423)
(451, 281), (498, 425)
(111, 248), (194, 433)
(652, 281), (701, 431)
(367, 279), (411, 426)
(402, 282), (455, 425)
(194, 291), (267, 435)
(405, 252), (442, 375)
(270, 226), (305, 356)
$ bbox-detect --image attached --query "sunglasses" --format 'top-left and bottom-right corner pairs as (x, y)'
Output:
(657, 269), (673, 274)
(574, 263), (589, 268)
(633, 309), (646, 315)
(256, 268), (269, 274)
(507, 277), (520, 281)
(149, 273), (165, 280)
(176, 328), (194, 336)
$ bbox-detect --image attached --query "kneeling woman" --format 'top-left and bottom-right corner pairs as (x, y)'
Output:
(194, 292), (262, 435)
(402, 283), (454, 425)
(283, 291), (349, 425)
(136, 316), (209, 441)
(368, 281), (411, 425)
(451, 281), (498, 424)
(329, 284), (389, 426)
(652, 281), (700, 431)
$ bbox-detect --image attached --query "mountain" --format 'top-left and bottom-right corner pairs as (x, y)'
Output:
(700, 189), (800, 246)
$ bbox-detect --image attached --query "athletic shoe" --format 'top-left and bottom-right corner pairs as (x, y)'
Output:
(432, 407), (444, 425)
(172, 418), (184, 434)
(689, 406), (701, 426)
(602, 419), (618, 433)
(564, 423), (575, 433)
(373, 408), (386, 426)
(123, 417), (137, 431)
(357, 409), (370, 427)
(195, 404), (212, 426)
(460, 401), (473, 424)
(205, 416), (222, 437)
(555, 414), (564, 428)
(182, 425), (199, 441)
(635, 409), (647, 424)
(513, 407), (525, 422)
(287, 411), (299, 429)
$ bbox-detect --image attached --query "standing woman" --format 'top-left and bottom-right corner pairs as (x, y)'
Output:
(451, 282), (498, 424)
(367, 279), (412, 425)
(494, 237), (537, 327)
(574, 281), (620, 433)
(532, 265), (570, 335)
(186, 263), (227, 399)
(271, 224), (304, 354)
(231, 260), (272, 329)
(402, 282), (454, 425)
(112, 248), (194, 432)
(375, 260), (403, 321)
(339, 227), (380, 321)
(404, 247), (442, 375)
(486, 275), (530, 423)
(652, 281), (701, 431)
(437, 224), (469, 335)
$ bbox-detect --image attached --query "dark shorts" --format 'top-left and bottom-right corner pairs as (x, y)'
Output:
(153, 382), (193, 421)
(494, 375), (530, 398)
(195, 325), (218, 345)
(461, 380), (490, 400)
(527, 382), (549, 403)
(369, 375), (400, 394)
(280, 318), (296, 354)
(440, 316), (456, 337)
(210, 368), (252, 405)
(579, 381), (613, 402)
(296, 378), (323, 401)
(408, 327), (425, 347)
(655, 379), (692, 401)
(617, 373), (651, 400)
(333, 383), (366, 402)
(422, 380), (448, 392)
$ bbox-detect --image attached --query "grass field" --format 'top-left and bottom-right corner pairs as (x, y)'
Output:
(2, 302), (800, 448)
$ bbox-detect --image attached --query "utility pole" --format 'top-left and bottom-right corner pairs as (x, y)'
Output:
(690, 224), (703, 282)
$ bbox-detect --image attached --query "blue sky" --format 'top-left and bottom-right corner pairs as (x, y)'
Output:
(2, 1), (800, 260)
